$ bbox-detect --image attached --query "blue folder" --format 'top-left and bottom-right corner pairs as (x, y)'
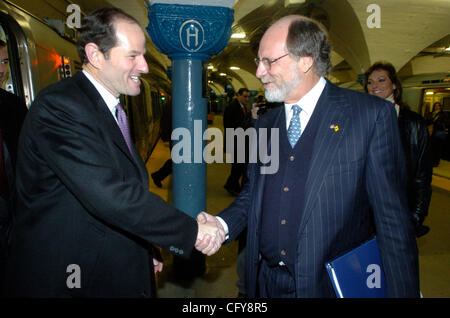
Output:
(325, 237), (386, 298)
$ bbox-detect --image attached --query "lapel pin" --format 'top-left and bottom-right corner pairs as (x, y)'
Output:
(330, 124), (339, 132)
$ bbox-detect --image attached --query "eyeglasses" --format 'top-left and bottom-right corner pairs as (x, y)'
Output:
(254, 53), (289, 70)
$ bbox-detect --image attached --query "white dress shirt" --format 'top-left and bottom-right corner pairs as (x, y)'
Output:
(82, 70), (120, 122)
(284, 76), (326, 134)
(217, 77), (327, 237)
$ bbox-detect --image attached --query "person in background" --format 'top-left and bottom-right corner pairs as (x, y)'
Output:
(2, 8), (223, 297)
(429, 102), (447, 167)
(0, 39), (27, 289)
(151, 99), (173, 188)
(0, 40), (10, 89)
(365, 62), (432, 237)
(223, 88), (251, 196)
(200, 15), (419, 298)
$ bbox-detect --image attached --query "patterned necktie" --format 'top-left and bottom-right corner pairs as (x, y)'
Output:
(0, 129), (9, 200)
(287, 104), (302, 148)
(115, 103), (134, 156)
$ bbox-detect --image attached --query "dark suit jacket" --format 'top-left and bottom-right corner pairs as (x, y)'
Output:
(223, 98), (250, 158)
(4, 72), (198, 297)
(0, 89), (28, 169)
(219, 81), (419, 298)
(0, 88), (27, 286)
(0, 89), (27, 218)
(223, 98), (248, 130)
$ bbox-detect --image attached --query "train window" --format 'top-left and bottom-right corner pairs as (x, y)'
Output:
(443, 97), (450, 113)
(0, 12), (28, 105)
(151, 91), (162, 121)
(0, 25), (18, 95)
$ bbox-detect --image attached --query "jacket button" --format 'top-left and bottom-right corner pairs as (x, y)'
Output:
(283, 186), (289, 192)
(281, 250), (286, 256)
(290, 156), (295, 161)
(281, 219), (287, 225)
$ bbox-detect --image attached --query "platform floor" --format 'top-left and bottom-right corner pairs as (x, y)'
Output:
(146, 115), (450, 298)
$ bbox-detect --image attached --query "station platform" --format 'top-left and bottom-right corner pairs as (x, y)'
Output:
(145, 114), (450, 298)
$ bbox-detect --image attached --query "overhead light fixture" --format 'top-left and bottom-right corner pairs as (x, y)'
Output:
(284, 0), (306, 7)
(445, 47), (450, 51)
(425, 91), (434, 95)
(230, 66), (240, 70)
(207, 65), (214, 69)
(231, 32), (246, 39)
(219, 73), (227, 76)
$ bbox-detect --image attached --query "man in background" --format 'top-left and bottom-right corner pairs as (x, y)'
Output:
(223, 88), (251, 196)
(0, 39), (27, 289)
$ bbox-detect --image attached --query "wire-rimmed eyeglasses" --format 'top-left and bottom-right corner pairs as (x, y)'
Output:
(254, 53), (289, 70)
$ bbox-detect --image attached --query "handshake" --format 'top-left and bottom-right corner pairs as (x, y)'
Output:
(195, 212), (226, 256)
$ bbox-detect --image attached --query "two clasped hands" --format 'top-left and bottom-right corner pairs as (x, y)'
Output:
(195, 212), (226, 256)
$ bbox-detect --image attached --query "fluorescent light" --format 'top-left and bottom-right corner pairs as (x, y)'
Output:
(219, 73), (227, 76)
(207, 65), (214, 69)
(445, 47), (450, 51)
(230, 66), (240, 70)
(231, 32), (246, 39)
(425, 92), (434, 95)
(284, 0), (306, 7)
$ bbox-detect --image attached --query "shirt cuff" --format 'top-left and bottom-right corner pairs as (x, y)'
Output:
(216, 216), (230, 240)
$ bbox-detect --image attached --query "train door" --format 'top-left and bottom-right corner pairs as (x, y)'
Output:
(0, 11), (33, 107)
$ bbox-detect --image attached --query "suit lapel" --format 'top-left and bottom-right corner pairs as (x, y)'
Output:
(297, 82), (352, 235)
(75, 73), (147, 181)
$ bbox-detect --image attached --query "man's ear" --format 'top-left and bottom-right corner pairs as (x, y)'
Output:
(299, 56), (314, 74)
(84, 43), (104, 69)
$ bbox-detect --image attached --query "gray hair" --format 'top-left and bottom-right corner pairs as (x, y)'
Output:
(285, 17), (332, 77)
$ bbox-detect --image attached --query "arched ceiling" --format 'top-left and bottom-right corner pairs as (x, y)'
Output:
(13, 0), (449, 94)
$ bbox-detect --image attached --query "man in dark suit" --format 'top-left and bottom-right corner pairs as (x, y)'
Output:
(199, 15), (419, 297)
(0, 40), (28, 288)
(3, 8), (223, 298)
(223, 88), (250, 196)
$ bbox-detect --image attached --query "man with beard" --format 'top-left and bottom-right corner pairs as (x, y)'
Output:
(198, 15), (419, 297)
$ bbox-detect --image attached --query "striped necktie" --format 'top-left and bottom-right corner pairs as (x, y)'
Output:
(115, 103), (134, 156)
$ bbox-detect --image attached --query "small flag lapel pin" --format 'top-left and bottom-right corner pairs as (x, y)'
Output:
(330, 124), (339, 132)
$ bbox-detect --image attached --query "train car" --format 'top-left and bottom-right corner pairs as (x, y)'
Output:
(401, 72), (450, 117)
(122, 78), (168, 163)
(0, 0), (167, 161)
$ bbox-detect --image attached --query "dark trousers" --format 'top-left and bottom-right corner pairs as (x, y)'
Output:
(152, 159), (172, 182)
(257, 259), (296, 298)
(225, 162), (247, 191)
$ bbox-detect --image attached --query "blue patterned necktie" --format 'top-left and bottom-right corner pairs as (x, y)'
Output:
(287, 104), (302, 148)
(116, 103), (134, 156)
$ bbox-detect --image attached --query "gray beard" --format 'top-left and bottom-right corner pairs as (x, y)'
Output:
(264, 70), (302, 102)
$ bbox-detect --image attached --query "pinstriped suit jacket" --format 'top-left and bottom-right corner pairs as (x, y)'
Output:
(219, 80), (420, 298)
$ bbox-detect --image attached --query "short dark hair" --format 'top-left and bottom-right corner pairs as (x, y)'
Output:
(364, 62), (403, 105)
(77, 7), (140, 64)
(237, 88), (249, 95)
(0, 39), (6, 48)
(286, 17), (332, 77)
